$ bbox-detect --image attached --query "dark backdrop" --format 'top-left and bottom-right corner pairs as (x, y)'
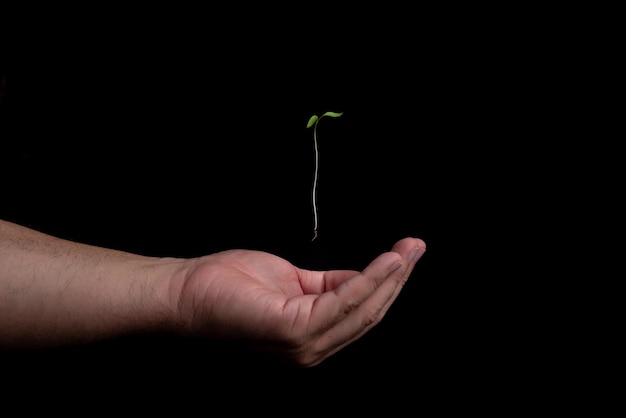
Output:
(0, 13), (565, 410)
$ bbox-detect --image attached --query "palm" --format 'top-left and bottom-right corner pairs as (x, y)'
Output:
(179, 249), (358, 342)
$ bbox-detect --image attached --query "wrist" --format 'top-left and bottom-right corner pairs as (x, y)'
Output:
(137, 256), (189, 335)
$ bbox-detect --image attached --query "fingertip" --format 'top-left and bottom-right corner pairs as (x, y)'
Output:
(408, 246), (426, 263)
(388, 257), (404, 274)
(368, 251), (404, 276)
(411, 237), (427, 250)
(393, 237), (426, 254)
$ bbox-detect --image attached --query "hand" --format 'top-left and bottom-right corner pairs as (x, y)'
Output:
(173, 237), (426, 367)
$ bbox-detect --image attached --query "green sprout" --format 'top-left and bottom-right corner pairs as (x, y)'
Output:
(306, 111), (343, 241)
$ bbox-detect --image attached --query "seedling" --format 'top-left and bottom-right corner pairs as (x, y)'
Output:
(306, 111), (343, 241)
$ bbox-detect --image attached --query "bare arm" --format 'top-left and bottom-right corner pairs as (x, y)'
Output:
(0, 218), (426, 366)
(0, 219), (182, 349)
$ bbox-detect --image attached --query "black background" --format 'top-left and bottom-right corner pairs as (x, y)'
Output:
(0, 8), (586, 411)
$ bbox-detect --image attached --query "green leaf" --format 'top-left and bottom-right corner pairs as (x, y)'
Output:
(307, 111), (343, 129)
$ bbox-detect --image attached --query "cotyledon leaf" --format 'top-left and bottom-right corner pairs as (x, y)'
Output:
(306, 115), (319, 128)
(306, 112), (343, 129)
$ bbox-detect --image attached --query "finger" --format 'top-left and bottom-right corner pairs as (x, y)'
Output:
(311, 238), (426, 354)
(298, 269), (361, 294)
(376, 237), (427, 314)
(312, 237), (426, 327)
(360, 237), (426, 318)
(301, 238), (426, 294)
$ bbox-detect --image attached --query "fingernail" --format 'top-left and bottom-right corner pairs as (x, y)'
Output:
(409, 247), (425, 263)
(389, 260), (403, 273)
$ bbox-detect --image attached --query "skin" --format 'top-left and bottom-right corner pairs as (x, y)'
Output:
(0, 219), (426, 367)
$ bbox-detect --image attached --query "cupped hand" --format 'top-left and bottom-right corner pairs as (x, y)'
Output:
(173, 237), (426, 367)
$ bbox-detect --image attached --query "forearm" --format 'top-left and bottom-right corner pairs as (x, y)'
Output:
(0, 219), (183, 349)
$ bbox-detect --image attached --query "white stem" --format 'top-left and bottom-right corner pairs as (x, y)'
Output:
(312, 122), (319, 241)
